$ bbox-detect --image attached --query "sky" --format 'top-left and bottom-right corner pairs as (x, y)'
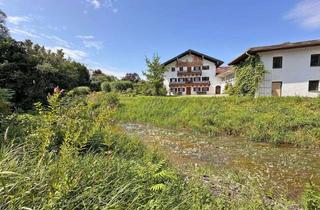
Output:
(1, 0), (320, 78)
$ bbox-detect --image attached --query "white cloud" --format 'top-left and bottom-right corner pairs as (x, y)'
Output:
(83, 40), (103, 50)
(97, 67), (127, 78)
(41, 34), (71, 47)
(76, 35), (95, 39)
(7, 16), (32, 25)
(285, 0), (320, 29)
(87, 0), (101, 9)
(49, 47), (87, 61)
(10, 28), (41, 38)
(76, 35), (104, 50)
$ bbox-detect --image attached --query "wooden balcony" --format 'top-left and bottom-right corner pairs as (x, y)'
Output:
(169, 80), (210, 87)
(177, 70), (202, 77)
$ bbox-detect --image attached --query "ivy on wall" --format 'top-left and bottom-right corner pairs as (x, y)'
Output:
(232, 55), (267, 96)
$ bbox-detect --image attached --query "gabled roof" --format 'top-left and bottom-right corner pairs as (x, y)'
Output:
(216, 66), (234, 75)
(162, 49), (224, 67)
(229, 39), (320, 65)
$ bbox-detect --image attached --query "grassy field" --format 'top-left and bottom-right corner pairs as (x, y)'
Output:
(116, 96), (320, 147)
(1, 93), (320, 209)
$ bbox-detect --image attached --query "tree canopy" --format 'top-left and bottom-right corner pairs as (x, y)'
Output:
(0, 10), (9, 40)
(122, 73), (141, 83)
(0, 38), (90, 108)
(143, 54), (167, 96)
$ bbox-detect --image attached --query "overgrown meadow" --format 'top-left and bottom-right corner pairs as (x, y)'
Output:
(0, 93), (215, 209)
(1, 93), (320, 209)
(116, 96), (320, 147)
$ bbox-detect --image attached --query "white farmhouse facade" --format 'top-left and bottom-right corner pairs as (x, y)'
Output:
(229, 40), (320, 97)
(162, 50), (234, 96)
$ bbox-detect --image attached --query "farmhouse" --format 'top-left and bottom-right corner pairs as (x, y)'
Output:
(229, 39), (320, 97)
(162, 49), (234, 96)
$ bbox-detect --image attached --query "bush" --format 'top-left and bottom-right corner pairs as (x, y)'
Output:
(104, 93), (120, 108)
(101, 82), (111, 93)
(224, 83), (234, 95)
(67, 86), (91, 97)
(110, 81), (133, 92)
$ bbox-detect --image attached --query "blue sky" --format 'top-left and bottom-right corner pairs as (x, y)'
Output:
(1, 0), (320, 77)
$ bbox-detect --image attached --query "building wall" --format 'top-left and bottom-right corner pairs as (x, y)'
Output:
(257, 46), (320, 97)
(163, 54), (225, 96)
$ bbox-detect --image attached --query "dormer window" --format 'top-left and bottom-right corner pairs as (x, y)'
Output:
(273, 57), (283, 69)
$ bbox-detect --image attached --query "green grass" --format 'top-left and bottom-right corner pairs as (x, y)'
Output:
(0, 93), (215, 209)
(1, 93), (319, 209)
(116, 96), (320, 146)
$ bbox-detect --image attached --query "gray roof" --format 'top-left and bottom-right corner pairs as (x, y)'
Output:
(162, 49), (224, 67)
(229, 39), (320, 65)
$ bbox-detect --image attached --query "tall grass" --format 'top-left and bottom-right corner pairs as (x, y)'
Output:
(0, 93), (217, 209)
(1, 93), (319, 209)
(116, 96), (320, 146)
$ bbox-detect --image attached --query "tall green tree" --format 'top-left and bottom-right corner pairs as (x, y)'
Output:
(143, 54), (167, 96)
(0, 38), (90, 109)
(0, 10), (9, 39)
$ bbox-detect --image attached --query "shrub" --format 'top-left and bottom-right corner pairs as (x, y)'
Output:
(101, 82), (111, 93)
(67, 86), (91, 97)
(110, 81), (133, 92)
(104, 93), (120, 108)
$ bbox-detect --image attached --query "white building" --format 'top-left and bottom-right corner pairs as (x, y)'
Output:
(162, 49), (234, 96)
(229, 39), (320, 97)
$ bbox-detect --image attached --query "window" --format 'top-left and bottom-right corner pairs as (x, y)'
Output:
(179, 67), (184, 72)
(309, 80), (319, 91)
(187, 67), (192, 71)
(193, 87), (201, 92)
(202, 87), (209, 92)
(311, 54), (320, 66)
(202, 65), (210, 70)
(202, 77), (210, 81)
(194, 77), (201, 82)
(178, 88), (185, 92)
(193, 66), (201, 71)
(171, 67), (175, 72)
(170, 88), (177, 92)
(170, 78), (177, 82)
(273, 57), (283, 69)
(178, 78), (184, 83)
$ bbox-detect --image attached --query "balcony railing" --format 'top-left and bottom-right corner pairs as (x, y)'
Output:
(169, 80), (210, 87)
(177, 70), (202, 77)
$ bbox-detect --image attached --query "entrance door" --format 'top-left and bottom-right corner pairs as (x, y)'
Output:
(215, 86), (221, 95)
(272, 82), (282, 97)
(186, 87), (191, 95)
